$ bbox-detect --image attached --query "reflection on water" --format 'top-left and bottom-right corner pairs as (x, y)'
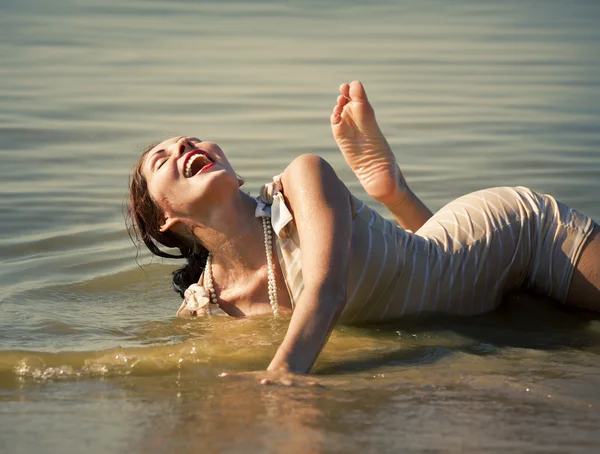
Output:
(1, 0), (600, 452)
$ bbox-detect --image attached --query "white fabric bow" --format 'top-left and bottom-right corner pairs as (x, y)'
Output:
(177, 284), (211, 317)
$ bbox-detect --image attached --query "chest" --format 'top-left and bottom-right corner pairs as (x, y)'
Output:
(213, 262), (292, 316)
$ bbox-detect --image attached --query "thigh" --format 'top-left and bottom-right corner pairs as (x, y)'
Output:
(417, 187), (536, 251)
(416, 187), (537, 312)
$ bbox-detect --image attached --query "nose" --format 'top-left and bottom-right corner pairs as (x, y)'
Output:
(168, 136), (190, 157)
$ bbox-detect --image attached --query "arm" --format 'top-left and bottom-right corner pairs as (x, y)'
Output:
(267, 154), (353, 374)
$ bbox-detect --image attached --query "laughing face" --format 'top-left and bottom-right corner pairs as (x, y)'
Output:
(142, 136), (239, 231)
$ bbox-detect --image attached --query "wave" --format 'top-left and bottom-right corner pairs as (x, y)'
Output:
(0, 316), (291, 386)
(1, 342), (207, 384)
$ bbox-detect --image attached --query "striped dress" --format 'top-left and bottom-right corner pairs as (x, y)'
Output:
(259, 179), (596, 324)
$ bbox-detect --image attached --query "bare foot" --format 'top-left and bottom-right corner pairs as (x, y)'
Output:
(331, 81), (408, 207)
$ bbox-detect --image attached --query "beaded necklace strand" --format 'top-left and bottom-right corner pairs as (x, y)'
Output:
(203, 216), (278, 316)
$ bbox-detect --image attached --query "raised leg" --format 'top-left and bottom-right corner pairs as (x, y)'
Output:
(331, 81), (432, 232)
(566, 225), (600, 310)
(330, 81), (406, 206)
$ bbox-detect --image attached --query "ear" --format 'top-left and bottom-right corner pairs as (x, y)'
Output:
(159, 214), (181, 233)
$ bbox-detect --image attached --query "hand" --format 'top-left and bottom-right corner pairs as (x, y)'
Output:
(219, 369), (321, 387)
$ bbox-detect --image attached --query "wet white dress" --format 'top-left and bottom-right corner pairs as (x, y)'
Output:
(260, 177), (596, 324)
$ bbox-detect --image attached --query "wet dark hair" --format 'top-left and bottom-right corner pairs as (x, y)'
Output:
(126, 143), (207, 298)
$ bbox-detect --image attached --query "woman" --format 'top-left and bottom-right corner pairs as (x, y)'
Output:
(128, 81), (600, 383)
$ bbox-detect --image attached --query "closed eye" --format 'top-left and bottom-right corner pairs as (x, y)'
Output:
(149, 148), (166, 172)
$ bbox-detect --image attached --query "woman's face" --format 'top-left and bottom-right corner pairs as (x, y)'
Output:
(142, 136), (239, 229)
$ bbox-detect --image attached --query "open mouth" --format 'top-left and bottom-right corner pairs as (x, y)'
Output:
(184, 150), (215, 178)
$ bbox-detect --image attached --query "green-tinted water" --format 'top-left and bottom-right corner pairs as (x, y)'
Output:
(1, 0), (599, 452)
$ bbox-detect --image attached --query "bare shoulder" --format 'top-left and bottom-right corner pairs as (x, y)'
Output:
(280, 154), (339, 193)
(278, 154), (352, 220)
(282, 154), (333, 178)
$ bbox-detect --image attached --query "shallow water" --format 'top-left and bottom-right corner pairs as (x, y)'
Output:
(1, 0), (600, 452)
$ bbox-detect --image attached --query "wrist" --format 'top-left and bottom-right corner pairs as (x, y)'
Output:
(267, 361), (291, 373)
(268, 349), (311, 374)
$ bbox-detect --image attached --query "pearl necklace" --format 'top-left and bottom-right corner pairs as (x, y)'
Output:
(203, 216), (279, 316)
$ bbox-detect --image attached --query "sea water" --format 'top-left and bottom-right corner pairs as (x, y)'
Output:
(1, 0), (600, 452)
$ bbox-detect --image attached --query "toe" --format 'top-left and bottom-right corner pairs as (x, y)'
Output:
(339, 83), (350, 98)
(330, 112), (341, 125)
(336, 95), (347, 107)
(349, 80), (369, 103)
(333, 103), (343, 116)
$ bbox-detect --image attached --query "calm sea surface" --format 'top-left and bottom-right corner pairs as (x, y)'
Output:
(1, 0), (600, 452)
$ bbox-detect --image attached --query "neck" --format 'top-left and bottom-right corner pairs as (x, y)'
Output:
(191, 190), (266, 273)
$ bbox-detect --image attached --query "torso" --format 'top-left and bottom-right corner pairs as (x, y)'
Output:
(273, 186), (595, 324)
(201, 179), (594, 323)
